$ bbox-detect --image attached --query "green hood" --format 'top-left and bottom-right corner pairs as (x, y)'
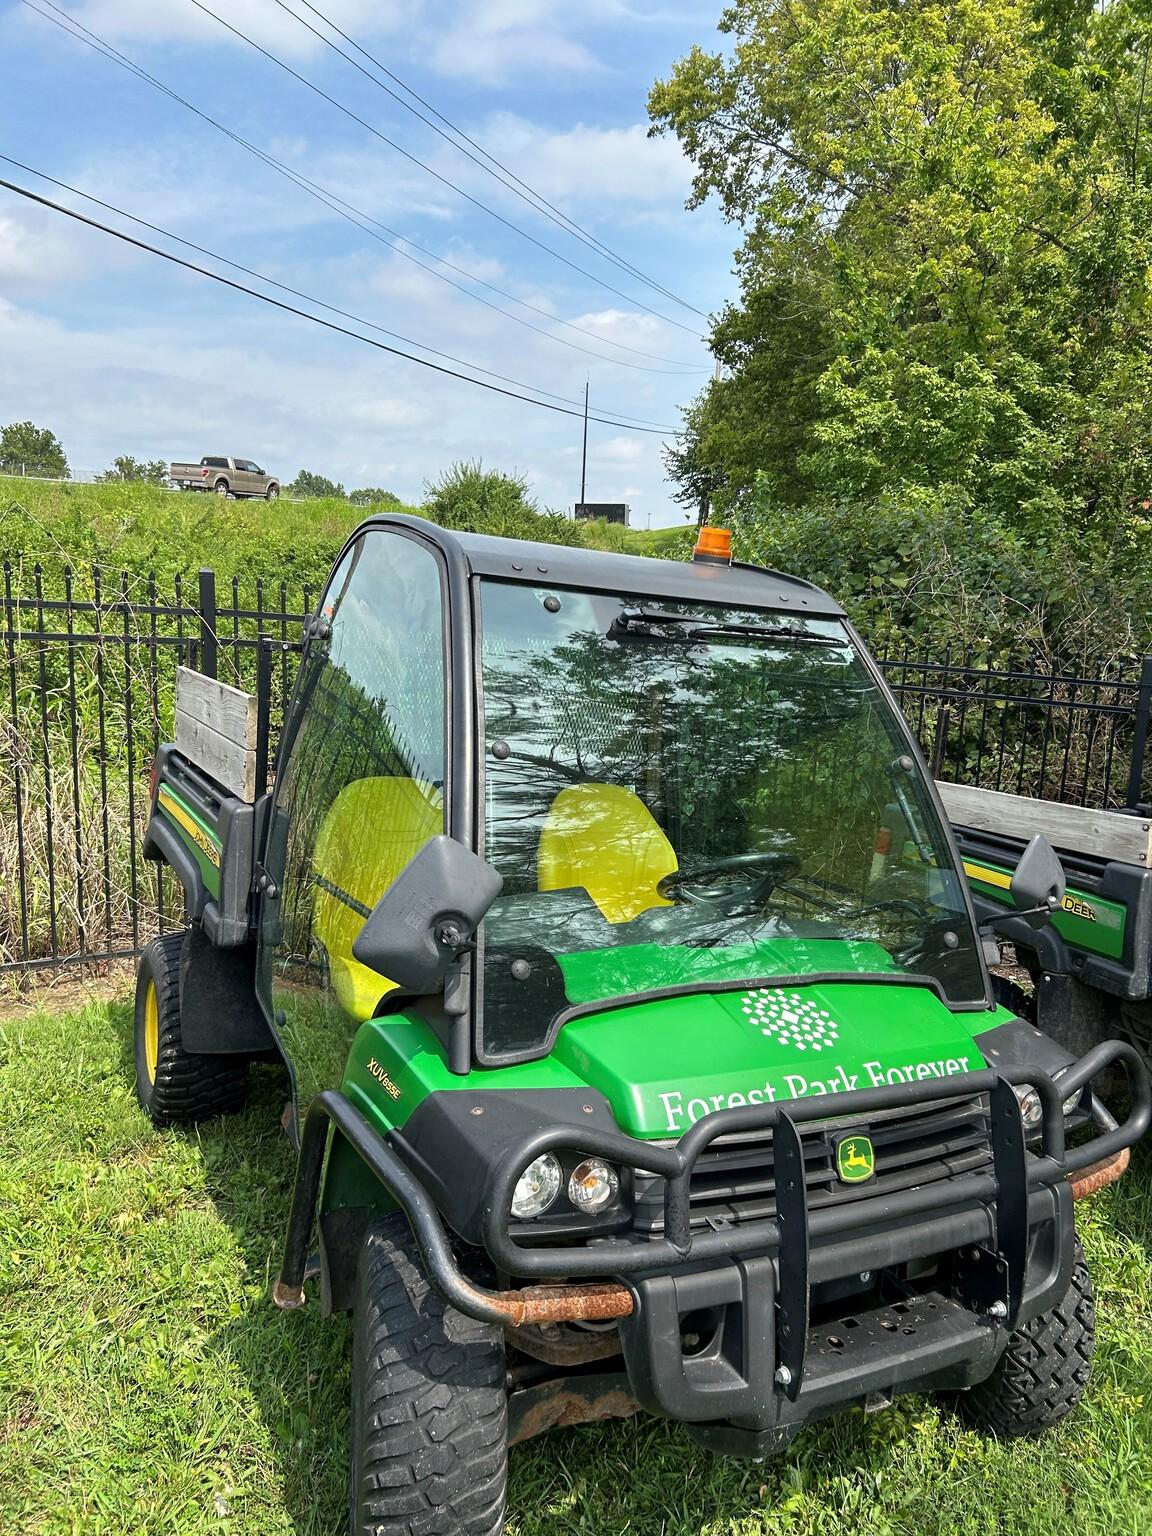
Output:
(553, 978), (994, 1137)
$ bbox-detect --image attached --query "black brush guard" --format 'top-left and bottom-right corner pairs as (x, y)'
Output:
(279, 1040), (1147, 1420)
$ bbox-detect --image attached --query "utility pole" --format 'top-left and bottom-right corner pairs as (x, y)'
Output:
(579, 377), (589, 514)
(698, 355), (723, 528)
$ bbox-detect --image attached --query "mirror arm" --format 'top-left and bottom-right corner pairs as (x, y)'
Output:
(978, 896), (1060, 935)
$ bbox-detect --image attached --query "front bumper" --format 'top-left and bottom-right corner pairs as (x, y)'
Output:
(279, 1039), (1148, 1438)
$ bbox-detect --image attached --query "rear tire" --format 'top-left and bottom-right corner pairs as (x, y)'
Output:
(265, 483), (279, 501)
(351, 1215), (507, 1536)
(214, 478), (229, 496)
(946, 1240), (1095, 1437)
(134, 931), (248, 1126)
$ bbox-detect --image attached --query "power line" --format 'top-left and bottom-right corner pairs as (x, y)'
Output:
(23, 0), (703, 376)
(271, 0), (708, 318)
(183, 0), (705, 337)
(0, 175), (680, 435)
(0, 154), (677, 429)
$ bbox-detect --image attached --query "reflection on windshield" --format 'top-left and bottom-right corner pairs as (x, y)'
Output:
(479, 582), (984, 1058)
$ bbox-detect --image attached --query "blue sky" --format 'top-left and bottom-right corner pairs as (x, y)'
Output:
(0, 1), (736, 525)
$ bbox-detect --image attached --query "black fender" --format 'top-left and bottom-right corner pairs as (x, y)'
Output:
(178, 927), (277, 1056)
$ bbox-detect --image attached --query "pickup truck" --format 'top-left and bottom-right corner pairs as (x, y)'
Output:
(169, 456), (280, 500)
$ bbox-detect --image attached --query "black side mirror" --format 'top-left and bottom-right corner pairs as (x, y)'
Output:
(1009, 835), (1066, 927)
(352, 835), (503, 994)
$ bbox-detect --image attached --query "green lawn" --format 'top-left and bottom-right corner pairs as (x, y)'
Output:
(2, 998), (1151, 1535)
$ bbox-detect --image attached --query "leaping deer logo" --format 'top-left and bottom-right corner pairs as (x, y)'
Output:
(837, 1135), (875, 1183)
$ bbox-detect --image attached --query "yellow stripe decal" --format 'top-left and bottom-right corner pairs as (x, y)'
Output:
(158, 785), (222, 868)
(962, 859), (1012, 891)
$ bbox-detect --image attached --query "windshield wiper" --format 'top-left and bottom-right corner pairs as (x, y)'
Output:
(610, 608), (842, 645)
(685, 621), (842, 645)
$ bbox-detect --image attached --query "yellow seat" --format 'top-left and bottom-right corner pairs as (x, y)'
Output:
(537, 783), (677, 923)
(312, 776), (443, 1018)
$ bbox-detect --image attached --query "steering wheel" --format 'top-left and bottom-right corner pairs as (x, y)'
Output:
(657, 851), (801, 907)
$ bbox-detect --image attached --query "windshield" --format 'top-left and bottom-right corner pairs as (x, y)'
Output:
(478, 581), (985, 1059)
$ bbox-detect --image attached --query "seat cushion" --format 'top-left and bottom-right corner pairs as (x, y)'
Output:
(312, 776), (443, 1018)
(536, 782), (677, 924)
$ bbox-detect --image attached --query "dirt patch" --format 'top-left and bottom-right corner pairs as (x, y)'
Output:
(0, 962), (134, 1022)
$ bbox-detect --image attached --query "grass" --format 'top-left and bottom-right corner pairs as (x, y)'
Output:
(0, 479), (685, 596)
(1, 998), (1151, 1535)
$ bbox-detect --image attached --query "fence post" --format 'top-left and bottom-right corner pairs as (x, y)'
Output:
(1125, 655), (1152, 809)
(197, 567), (217, 679)
(929, 704), (951, 780)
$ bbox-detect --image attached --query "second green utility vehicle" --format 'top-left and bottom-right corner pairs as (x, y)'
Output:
(135, 516), (1148, 1535)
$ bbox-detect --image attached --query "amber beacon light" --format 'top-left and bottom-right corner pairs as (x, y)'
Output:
(692, 526), (733, 565)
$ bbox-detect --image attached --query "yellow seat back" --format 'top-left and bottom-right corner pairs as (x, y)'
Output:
(312, 776), (443, 1018)
(537, 783), (676, 923)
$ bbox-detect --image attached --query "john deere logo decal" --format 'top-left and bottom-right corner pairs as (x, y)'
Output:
(740, 988), (840, 1053)
(835, 1134), (875, 1184)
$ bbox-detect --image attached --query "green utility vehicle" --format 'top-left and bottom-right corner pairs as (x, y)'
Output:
(943, 782), (1152, 1071)
(134, 516), (1149, 1535)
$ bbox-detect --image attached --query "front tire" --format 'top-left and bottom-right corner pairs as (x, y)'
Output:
(947, 1239), (1095, 1437)
(351, 1215), (507, 1536)
(134, 931), (248, 1126)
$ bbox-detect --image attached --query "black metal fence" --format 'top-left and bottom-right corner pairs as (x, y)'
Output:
(1, 561), (312, 975)
(2, 560), (1150, 977)
(880, 646), (1152, 811)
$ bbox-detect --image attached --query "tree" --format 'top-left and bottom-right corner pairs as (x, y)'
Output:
(348, 487), (402, 507)
(287, 470), (346, 499)
(98, 455), (168, 485)
(649, 0), (1152, 528)
(0, 421), (69, 479)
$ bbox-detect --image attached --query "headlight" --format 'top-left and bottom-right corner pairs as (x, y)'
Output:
(1013, 1085), (1043, 1132)
(1054, 1073), (1082, 1118)
(511, 1154), (561, 1219)
(568, 1158), (619, 1214)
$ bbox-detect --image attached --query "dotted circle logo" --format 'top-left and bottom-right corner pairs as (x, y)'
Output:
(740, 988), (840, 1052)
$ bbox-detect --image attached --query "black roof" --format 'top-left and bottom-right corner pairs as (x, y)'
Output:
(361, 514), (844, 618)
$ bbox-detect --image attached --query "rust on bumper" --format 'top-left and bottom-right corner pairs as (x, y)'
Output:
(273, 1278), (305, 1310)
(508, 1374), (640, 1446)
(1069, 1147), (1129, 1201)
(462, 1279), (634, 1327)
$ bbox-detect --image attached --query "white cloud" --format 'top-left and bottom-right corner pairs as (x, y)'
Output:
(427, 0), (603, 86)
(0, 212), (86, 283)
(475, 115), (693, 210)
(0, 203), (142, 287)
(47, 0), (411, 57)
(595, 435), (646, 466)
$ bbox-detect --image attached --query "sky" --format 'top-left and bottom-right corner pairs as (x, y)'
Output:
(0, 0), (737, 527)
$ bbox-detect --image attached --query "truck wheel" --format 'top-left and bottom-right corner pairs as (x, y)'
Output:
(214, 478), (229, 496)
(351, 1215), (507, 1536)
(265, 483), (279, 501)
(134, 931), (248, 1126)
(946, 1240), (1095, 1438)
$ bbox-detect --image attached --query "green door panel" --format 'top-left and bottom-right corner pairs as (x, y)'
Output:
(962, 858), (1126, 961)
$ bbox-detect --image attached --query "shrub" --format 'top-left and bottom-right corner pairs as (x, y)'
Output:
(730, 479), (1152, 664)
(421, 460), (583, 546)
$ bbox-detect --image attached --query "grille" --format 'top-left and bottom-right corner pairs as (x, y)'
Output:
(631, 1096), (991, 1236)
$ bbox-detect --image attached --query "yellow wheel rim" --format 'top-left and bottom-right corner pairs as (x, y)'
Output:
(143, 979), (159, 1085)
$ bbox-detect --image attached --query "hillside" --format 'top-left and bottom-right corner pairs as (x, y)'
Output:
(0, 479), (691, 596)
